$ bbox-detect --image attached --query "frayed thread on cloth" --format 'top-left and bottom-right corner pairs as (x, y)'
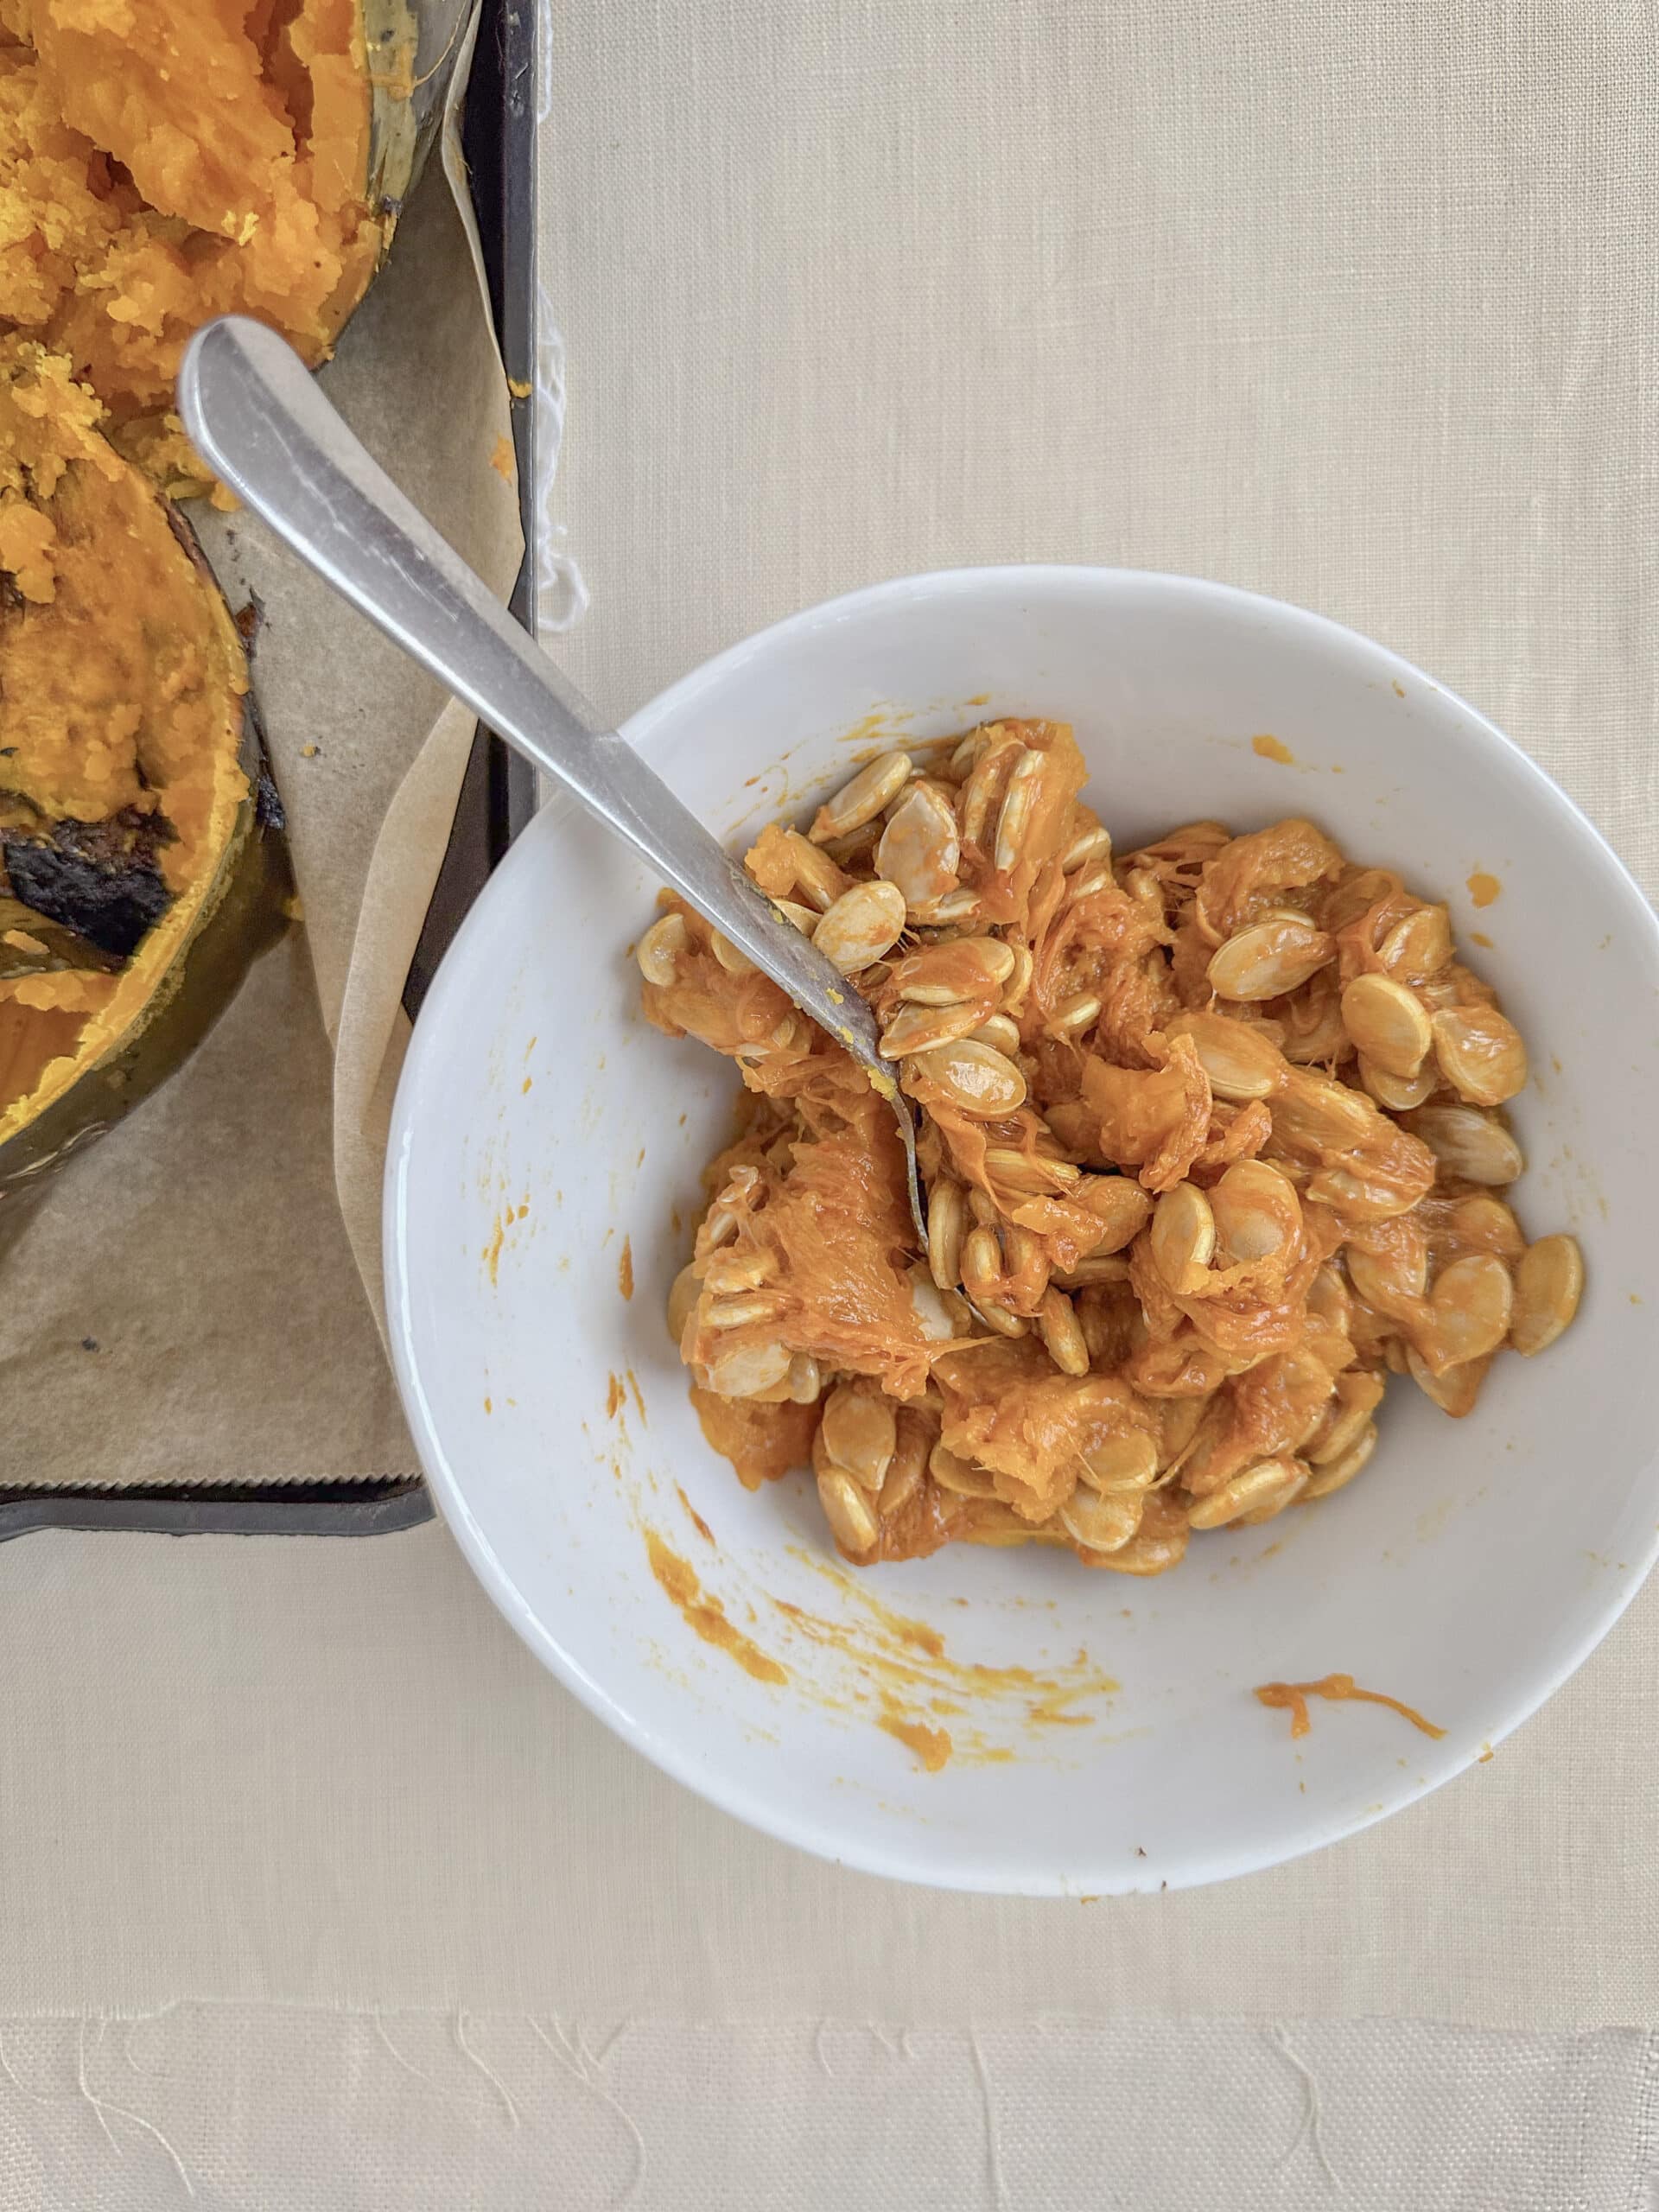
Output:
(0, 2014), (197, 2198)
(1268, 2022), (1344, 2196)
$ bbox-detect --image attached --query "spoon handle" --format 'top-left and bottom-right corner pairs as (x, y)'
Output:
(175, 317), (886, 1073)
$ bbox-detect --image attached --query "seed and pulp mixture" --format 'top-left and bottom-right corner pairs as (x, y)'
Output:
(639, 721), (1584, 1575)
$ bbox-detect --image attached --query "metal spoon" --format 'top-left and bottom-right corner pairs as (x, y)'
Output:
(175, 316), (929, 1243)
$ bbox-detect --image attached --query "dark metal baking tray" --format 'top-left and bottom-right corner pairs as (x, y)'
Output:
(0, 0), (533, 1541)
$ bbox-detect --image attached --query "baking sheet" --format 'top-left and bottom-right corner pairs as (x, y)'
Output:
(0, 31), (522, 1490)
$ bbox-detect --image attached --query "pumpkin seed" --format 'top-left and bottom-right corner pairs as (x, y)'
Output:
(702, 1249), (777, 1295)
(765, 829), (843, 912)
(1358, 1054), (1436, 1111)
(893, 936), (1014, 1004)
(636, 911), (688, 986)
(912, 888), (983, 926)
(1186, 1454), (1307, 1529)
(704, 1290), (788, 1329)
(969, 1013), (1021, 1056)
(1067, 862), (1116, 903)
(771, 898), (819, 932)
(1210, 1158), (1301, 1266)
(1088, 1497), (1192, 1574)
(820, 1382), (897, 1490)
(976, 1299), (1031, 1338)
(1447, 1193), (1526, 1259)
(1001, 1222), (1050, 1301)
(1405, 1103), (1524, 1185)
(1306, 1262), (1352, 1333)
(809, 751), (913, 842)
(1346, 1238), (1427, 1314)
(961, 1224), (1004, 1303)
(927, 1179), (968, 1289)
(1274, 1070), (1381, 1152)
(994, 749), (1046, 871)
(911, 1038), (1028, 1116)
(1061, 822), (1112, 873)
(1379, 904), (1452, 980)
(1052, 991), (1102, 1038)
(880, 1413), (931, 1517)
(1340, 972), (1431, 1077)
(1405, 1344), (1487, 1416)
(879, 998), (985, 1058)
(1306, 1370), (1386, 1465)
(1451, 1257), (1516, 1363)
(707, 1339), (792, 1398)
(812, 880), (908, 973)
(666, 1262), (700, 1344)
(875, 782), (961, 910)
(929, 1441), (999, 1498)
(817, 1463), (880, 1551)
(1053, 1251), (1134, 1289)
(1303, 1421), (1378, 1497)
(1279, 976), (1351, 1065)
(1077, 1430), (1160, 1493)
(786, 1352), (823, 1404)
(819, 820), (883, 868)
(1207, 917), (1335, 1001)
(984, 1147), (1081, 1194)
(944, 728), (988, 778)
(959, 739), (1023, 853)
(1060, 1485), (1142, 1552)
(1431, 1005), (1528, 1106)
(709, 929), (756, 976)
(1035, 1287), (1090, 1376)
(1001, 943), (1035, 1010)
(1510, 1234), (1584, 1356)
(1150, 1181), (1217, 1291)
(1165, 1011), (1286, 1101)
(701, 1204), (741, 1249)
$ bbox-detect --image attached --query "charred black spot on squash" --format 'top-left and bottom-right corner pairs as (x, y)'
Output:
(2, 810), (174, 958)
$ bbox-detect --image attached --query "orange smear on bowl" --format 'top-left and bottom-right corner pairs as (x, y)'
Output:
(645, 1531), (786, 1685)
(1255, 1673), (1446, 1742)
(879, 1695), (953, 1770)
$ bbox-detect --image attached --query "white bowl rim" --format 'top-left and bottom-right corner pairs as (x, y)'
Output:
(385, 563), (1659, 1895)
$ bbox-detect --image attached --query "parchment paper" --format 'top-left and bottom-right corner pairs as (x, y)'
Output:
(0, 48), (521, 1486)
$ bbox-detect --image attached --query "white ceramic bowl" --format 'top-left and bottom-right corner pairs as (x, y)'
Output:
(386, 568), (1659, 1894)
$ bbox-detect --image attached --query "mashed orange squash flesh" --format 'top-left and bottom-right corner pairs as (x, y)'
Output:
(0, 338), (248, 1135)
(639, 719), (1583, 1574)
(0, 0), (380, 490)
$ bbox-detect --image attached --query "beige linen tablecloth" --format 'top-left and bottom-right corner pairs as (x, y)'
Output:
(1, 1), (1656, 2202)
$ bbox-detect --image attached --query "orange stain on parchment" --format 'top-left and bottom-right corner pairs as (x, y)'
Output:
(1471, 931), (1494, 950)
(1251, 734), (1294, 765)
(606, 1374), (625, 1418)
(1255, 1674), (1446, 1742)
(1466, 870), (1502, 908)
(490, 434), (515, 481)
(645, 1532), (787, 1685)
(619, 1238), (634, 1300)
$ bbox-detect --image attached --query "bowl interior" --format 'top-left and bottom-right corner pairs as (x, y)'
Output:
(387, 568), (1659, 1893)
